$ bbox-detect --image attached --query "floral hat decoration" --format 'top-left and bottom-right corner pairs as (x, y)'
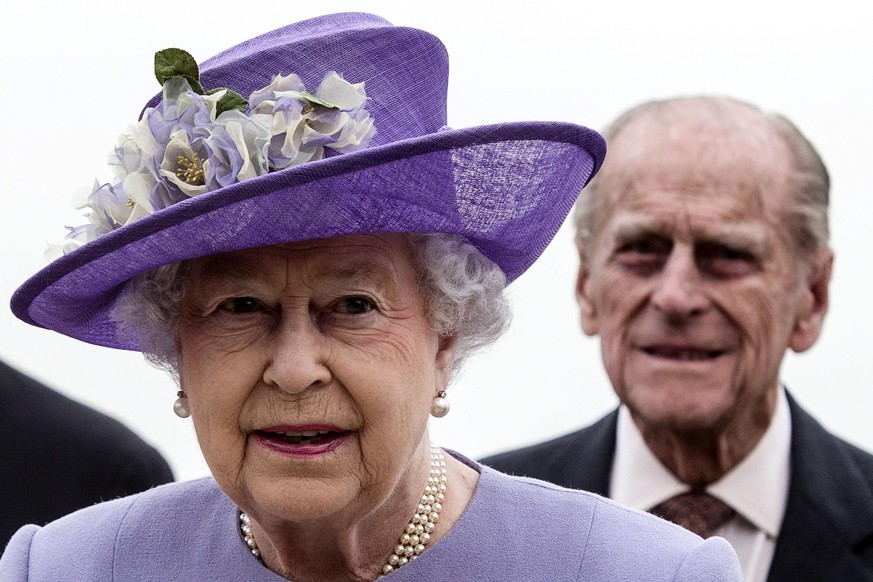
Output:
(11, 12), (606, 349)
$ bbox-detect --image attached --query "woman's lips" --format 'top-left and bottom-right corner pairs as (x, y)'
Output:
(254, 425), (350, 456)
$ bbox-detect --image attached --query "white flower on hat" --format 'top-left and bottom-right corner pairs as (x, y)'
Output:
(313, 72), (375, 153)
(206, 110), (272, 186)
(249, 71), (376, 169)
(53, 48), (377, 253)
(159, 128), (210, 197)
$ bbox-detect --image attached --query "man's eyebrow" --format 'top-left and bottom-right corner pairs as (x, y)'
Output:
(695, 227), (768, 252)
(608, 216), (669, 241)
(607, 215), (767, 250)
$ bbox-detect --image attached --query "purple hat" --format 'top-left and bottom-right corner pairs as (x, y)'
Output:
(11, 12), (605, 350)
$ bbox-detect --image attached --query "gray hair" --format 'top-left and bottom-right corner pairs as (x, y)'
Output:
(574, 96), (830, 259)
(112, 233), (510, 379)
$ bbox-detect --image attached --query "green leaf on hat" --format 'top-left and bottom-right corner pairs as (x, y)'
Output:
(155, 48), (204, 94)
(299, 91), (338, 109)
(208, 88), (249, 116)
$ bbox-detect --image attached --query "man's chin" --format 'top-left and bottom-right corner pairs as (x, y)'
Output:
(626, 392), (734, 435)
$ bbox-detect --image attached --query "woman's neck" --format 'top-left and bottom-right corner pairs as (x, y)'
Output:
(246, 448), (479, 582)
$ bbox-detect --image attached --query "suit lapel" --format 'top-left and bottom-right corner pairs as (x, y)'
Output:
(561, 410), (617, 496)
(481, 409), (618, 496)
(767, 394), (873, 581)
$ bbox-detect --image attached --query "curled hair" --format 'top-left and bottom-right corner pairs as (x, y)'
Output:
(408, 233), (511, 372)
(112, 262), (189, 377)
(112, 233), (510, 378)
(575, 96), (830, 260)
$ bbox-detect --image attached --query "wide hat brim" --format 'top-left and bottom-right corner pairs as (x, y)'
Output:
(10, 12), (605, 350)
(12, 122), (603, 349)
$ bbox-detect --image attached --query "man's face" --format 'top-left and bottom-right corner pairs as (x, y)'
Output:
(578, 107), (830, 434)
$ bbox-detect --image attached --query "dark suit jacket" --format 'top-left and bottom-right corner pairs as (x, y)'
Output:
(482, 394), (873, 581)
(0, 360), (174, 548)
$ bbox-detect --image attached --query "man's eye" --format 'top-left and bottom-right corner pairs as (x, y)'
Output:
(629, 241), (656, 254)
(697, 243), (754, 263)
(618, 237), (670, 255)
(218, 297), (261, 313)
(696, 243), (757, 277)
(717, 247), (749, 261)
(336, 296), (374, 315)
(616, 237), (672, 259)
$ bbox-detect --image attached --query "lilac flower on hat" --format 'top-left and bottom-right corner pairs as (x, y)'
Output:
(74, 76), (221, 244)
(45, 178), (155, 259)
(249, 71), (376, 169)
(53, 48), (377, 254)
(205, 109), (272, 188)
(311, 72), (376, 153)
(151, 78), (222, 198)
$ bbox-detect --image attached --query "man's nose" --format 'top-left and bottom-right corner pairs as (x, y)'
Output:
(650, 247), (709, 318)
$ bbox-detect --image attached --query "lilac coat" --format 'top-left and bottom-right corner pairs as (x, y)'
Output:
(0, 454), (742, 581)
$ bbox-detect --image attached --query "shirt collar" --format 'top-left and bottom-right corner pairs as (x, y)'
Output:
(610, 387), (791, 537)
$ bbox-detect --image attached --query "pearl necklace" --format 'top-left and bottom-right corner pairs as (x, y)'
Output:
(238, 446), (447, 579)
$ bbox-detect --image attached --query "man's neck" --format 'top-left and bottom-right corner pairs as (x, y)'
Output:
(633, 391), (778, 487)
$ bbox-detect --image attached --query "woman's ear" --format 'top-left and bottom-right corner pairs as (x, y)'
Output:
(790, 248), (833, 353)
(435, 334), (458, 385)
(576, 241), (599, 336)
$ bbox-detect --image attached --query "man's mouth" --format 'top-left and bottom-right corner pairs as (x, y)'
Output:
(643, 347), (723, 361)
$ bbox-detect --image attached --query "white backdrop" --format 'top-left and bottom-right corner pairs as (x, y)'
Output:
(1, 1), (870, 481)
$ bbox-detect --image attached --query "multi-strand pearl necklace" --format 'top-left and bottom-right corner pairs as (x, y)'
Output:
(238, 446), (447, 579)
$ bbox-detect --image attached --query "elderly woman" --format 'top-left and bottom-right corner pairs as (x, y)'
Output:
(1, 12), (742, 582)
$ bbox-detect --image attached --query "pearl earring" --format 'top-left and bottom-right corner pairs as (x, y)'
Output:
(173, 390), (191, 418)
(430, 390), (450, 418)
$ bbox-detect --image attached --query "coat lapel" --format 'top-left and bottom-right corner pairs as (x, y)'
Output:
(481, 410), (618, 497)
(767, 394), (873, 581)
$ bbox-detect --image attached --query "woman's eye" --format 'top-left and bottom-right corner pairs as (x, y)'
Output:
(218, 297), (262, 313)
(336, 296), (375, 315)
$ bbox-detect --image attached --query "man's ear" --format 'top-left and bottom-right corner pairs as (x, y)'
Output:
(790, 248), (833, 353)
(576, 240), (599, 336)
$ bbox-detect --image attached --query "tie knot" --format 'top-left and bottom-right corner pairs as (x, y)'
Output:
(650, 490), (735, 538)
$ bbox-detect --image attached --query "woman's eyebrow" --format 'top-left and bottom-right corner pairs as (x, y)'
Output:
(314, 262), (399, 294)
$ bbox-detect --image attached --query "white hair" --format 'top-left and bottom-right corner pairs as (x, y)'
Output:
(575, 96), (830, 260)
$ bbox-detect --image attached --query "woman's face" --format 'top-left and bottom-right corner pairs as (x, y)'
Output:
(177, 233), (456, 526)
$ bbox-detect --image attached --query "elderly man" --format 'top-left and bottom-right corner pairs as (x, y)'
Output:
(483, 97), (873, 581)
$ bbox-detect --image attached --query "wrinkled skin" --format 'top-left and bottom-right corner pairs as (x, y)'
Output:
(577, 103), (832, 484)
(177, 233), (476, 581)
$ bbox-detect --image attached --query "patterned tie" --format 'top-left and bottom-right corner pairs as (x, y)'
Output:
(650, 490), (736, 538)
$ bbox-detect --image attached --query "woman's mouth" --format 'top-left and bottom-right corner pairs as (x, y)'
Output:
(253, 427), (350, 456)
(258, 429), (343, 445)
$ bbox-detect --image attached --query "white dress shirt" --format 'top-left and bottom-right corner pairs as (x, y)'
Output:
(610, 387), (792, 582)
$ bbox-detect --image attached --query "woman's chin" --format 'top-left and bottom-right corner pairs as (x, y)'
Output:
(244, 477), (361, 524)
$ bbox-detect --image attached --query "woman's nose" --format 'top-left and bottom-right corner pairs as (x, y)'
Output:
(261, 315), (332, 394)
